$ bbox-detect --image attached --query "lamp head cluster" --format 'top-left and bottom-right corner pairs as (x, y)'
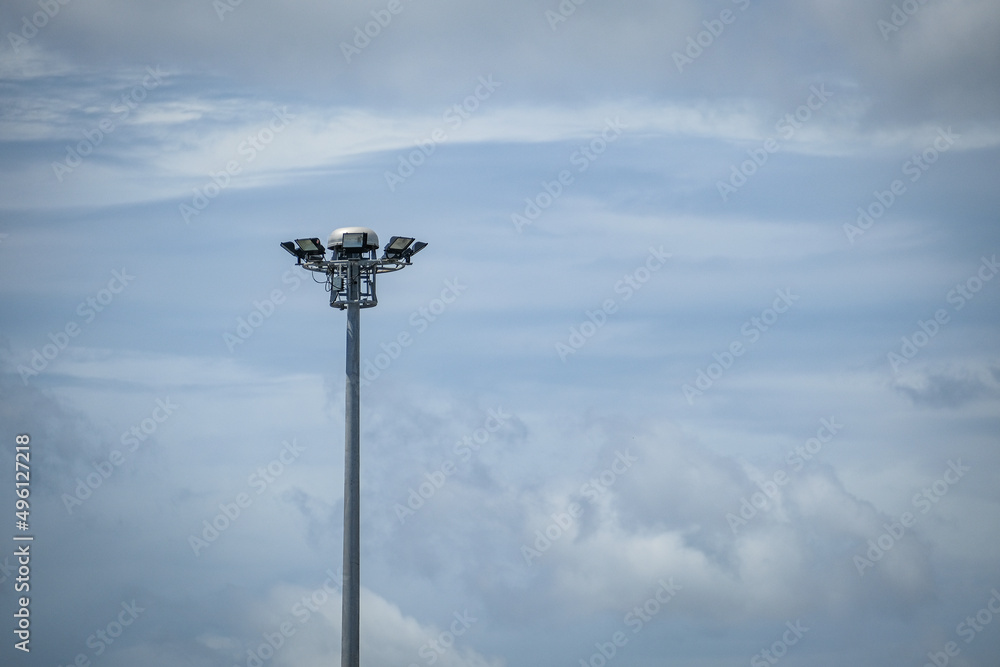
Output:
(280, 237), (326, 262)
(282, 228), (427, 265)
(384, 236), (428, 262)
(281, 227), (427, 309)
(326, 227), (381, 260)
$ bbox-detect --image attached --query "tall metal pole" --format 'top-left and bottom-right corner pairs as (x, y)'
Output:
(342, 260), (361, 667)
(282, 229), (425, 667)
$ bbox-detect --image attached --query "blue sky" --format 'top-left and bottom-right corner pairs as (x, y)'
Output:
(1, 1), (999, 666)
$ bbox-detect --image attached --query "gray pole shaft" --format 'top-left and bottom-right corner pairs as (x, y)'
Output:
(342, 261), (361, 667)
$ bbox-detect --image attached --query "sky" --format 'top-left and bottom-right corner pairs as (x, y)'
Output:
(1, 1), (999, 666)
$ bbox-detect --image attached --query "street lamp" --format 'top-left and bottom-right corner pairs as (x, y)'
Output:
(280, 226), (427, 667)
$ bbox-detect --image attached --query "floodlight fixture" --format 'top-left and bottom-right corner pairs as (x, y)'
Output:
(342, 232), (366, 249)
(282, 238), (327, 263)
(295, 237), (326, 256)
(279, 226), (426, 667)
(384, 237), (429, 263)
(327, 227), (382, 261)
(280, 240), (303, 260)
(406, 241), (428, 259)
(383, 236), (414, 259)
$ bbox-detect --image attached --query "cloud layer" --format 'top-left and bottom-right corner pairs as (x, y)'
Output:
(1, 1), (999, 666)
